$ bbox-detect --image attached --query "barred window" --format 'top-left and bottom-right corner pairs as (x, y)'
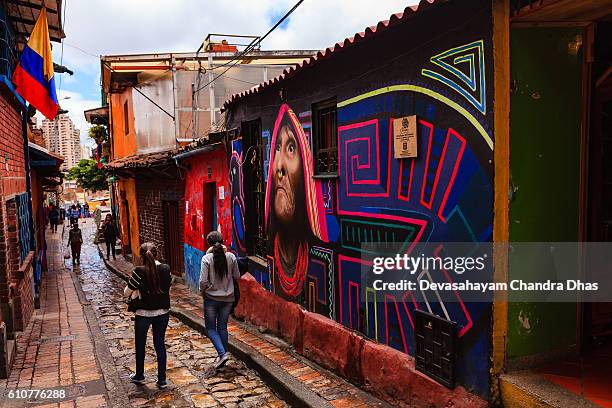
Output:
(312, 98), (338, 175)
(123, 101), (130, 135)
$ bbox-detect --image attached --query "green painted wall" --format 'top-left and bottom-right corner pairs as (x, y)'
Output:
(508, 27), (583, 358)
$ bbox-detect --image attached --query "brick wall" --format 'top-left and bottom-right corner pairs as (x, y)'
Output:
(11, 252), (33, 331)
(0, 90), (26, 197)
(0, 191), (7, 307)
(135, 173), (185, 275)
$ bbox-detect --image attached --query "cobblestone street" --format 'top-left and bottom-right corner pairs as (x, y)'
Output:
(1, 220), (288, 408)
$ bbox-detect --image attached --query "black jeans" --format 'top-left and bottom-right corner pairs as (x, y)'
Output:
(105, 240), (115, 258)
(134, 313), (169, 381)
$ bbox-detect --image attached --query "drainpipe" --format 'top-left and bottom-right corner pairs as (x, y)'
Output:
(171, 55), (180, 147)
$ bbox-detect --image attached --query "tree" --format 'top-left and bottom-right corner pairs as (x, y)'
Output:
(88, 125), (109, 144)
(67, 159), (108, 192)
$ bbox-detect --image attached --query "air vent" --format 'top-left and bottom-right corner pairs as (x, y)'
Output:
(415, 309), (456, 388)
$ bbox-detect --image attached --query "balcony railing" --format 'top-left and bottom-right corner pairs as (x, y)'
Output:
(0, 5), (18, 79)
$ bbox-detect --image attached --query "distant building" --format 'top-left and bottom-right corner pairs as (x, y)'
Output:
(41, 114), (82, 171)
(101, 45), (318, 267)
(80, 144), (91, 160)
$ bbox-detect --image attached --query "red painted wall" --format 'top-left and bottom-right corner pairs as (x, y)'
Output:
(184, 146), (232, 252)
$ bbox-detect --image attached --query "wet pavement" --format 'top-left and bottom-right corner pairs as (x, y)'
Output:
(3, 220), (289, 408)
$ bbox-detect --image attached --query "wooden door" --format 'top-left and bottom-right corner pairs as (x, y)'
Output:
(162, 200), (181, 275)
(202, 182), (217, 250)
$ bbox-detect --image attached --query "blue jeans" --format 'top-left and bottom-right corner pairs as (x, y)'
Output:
(134, 313), (169, 381)
(204, 298), (232, 357)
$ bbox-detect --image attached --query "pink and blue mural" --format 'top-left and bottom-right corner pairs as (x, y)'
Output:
(226, 1), (496, 393)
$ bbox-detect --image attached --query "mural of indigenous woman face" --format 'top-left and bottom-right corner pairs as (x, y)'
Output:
(265, 104), (328, 297)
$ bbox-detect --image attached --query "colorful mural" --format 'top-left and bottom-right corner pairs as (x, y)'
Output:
(229, 26), (495, 396)
(265, 105), (328, 297)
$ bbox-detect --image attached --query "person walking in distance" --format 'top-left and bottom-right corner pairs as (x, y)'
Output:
(69, 204), (79, 228)
(124, 243), (172, 389)
(49, 204), (59, 233)
(67, 222), (83, 265)
(102, 214), (119, 260)
(200, 231), (240, 369)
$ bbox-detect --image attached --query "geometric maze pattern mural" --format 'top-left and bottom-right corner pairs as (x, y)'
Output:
(422, 40), (487, 115)
(233, 37), (494, 397)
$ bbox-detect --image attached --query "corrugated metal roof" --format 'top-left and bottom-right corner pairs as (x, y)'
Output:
(222, 0), (448, 110)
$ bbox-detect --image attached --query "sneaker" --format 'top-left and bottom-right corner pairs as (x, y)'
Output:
(156, 379), (168, 389)
(129, 373), (145, 385)
(214, 353), (229, 369)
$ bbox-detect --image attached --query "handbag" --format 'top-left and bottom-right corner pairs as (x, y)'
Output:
(64, 248), (71, 259)
(127, 290), (142, 312)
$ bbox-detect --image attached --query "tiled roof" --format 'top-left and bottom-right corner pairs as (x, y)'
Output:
(222, 0), (447, 110)
(106, 149), (176, 170)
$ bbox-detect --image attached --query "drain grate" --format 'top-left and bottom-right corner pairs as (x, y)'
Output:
(35, 335), (76, 344)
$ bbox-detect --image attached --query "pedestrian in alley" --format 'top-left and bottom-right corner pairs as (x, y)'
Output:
(200, 231), (240, 369)
(49, 204), (59, 233)
(124, 242), (172, 389)
(67, 222), (83, 265)
(69, 204), (79, 228)
(102, 214), (118, 260)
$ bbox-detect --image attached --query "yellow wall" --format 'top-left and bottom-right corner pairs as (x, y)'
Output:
(118, 178), (140, 258)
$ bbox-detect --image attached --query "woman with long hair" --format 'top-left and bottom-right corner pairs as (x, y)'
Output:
(102, 214), (118, 260)
(200, 231), (240, 369)
(124, 243), (172, 388)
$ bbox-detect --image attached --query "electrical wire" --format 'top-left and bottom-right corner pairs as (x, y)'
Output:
(64, 42), (99, 58)
(193, 0), (305, 94)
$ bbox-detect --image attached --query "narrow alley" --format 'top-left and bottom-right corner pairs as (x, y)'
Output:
(0, 220), (288, 407)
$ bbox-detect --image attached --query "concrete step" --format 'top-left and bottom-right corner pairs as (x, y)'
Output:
(500, 372), (600, 408)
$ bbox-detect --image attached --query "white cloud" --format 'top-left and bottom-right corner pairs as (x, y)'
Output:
(56, 0), (418, 72)
(35, 90), (100, 147)
(48, 0), (418, 147)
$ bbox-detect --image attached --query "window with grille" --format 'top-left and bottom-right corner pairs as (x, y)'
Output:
(15, 194), (33, 261)
(312, 98), (338, 176)
(242, 119), (267, 258)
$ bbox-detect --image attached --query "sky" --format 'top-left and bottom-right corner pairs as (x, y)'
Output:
(45, 0), (418, 148)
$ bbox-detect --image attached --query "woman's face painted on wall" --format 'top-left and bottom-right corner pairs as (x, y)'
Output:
(273, 124), (303, 226)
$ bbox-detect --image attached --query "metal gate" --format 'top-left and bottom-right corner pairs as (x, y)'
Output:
(15, 193), (33, 261)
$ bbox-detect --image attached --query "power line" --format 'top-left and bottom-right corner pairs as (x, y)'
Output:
(193, 0), (305, 94)
(63, 42), (99, 58)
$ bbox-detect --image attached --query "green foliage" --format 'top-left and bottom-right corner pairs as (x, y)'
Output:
(88, 125), (109, 144)
(66, 159), (108, 192)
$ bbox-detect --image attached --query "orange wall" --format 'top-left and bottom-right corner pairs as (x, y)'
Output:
(110, 89), (137, 159)
(117, 178), (140, 258)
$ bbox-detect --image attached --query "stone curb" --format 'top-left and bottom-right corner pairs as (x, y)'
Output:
(97, 244), (331, 408)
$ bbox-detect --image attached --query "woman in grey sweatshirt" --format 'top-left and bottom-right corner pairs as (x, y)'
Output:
(199, 231), (240, 369)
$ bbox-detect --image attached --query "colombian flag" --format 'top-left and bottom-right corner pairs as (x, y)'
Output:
(12, 9), (59, 120)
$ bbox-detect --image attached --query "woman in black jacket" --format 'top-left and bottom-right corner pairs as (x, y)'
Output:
(102, 214), (119, 260)
(124, 243), (172, 389)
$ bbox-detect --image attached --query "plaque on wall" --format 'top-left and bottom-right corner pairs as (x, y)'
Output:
(393, 115), (418, 159)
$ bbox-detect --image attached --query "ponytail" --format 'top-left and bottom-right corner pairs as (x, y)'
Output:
(140, 243), (163, 295)
(212, 242), (228, 280)
(206, 231), (228, 280)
